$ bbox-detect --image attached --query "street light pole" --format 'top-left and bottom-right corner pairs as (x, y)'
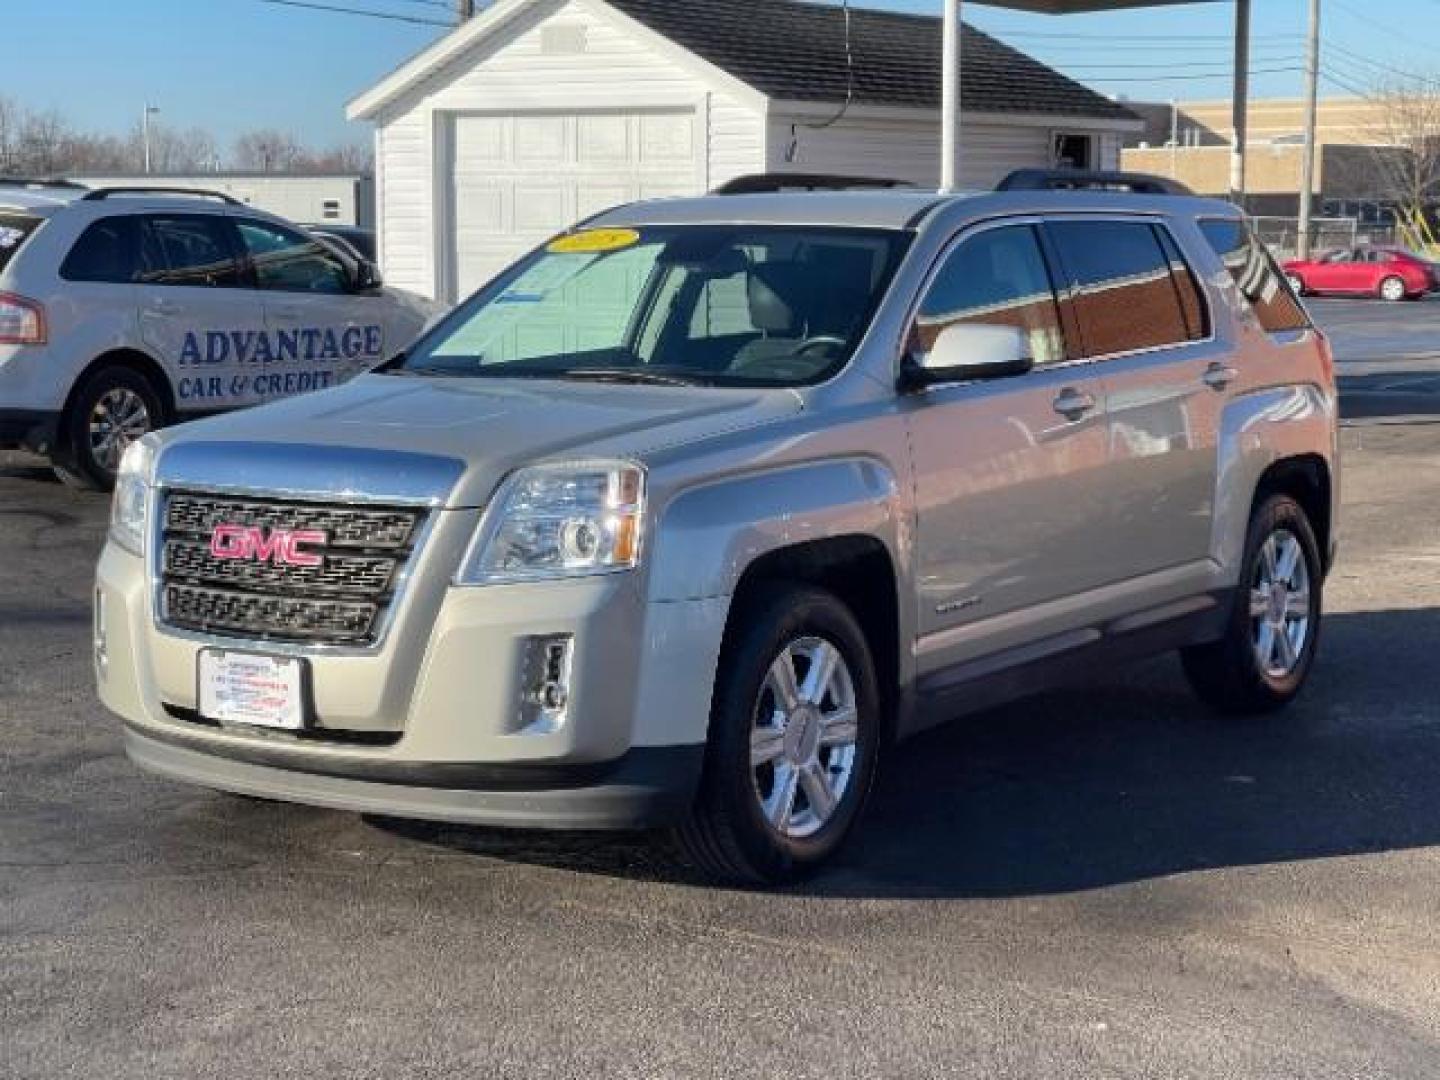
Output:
(941, 0), (962, 193)
(142, 105), (159, 174)
(1297, 0), (1322, 259)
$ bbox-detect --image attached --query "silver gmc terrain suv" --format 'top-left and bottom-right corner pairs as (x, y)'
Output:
(95, 173), (1338, 884)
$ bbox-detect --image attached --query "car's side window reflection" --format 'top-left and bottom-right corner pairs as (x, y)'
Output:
(912, 225), (1066, 366)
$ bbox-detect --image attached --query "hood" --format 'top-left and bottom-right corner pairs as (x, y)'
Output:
(154, 374), (804, 507)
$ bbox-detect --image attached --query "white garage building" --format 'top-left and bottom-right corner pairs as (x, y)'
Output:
(349, 0), (1141, 303)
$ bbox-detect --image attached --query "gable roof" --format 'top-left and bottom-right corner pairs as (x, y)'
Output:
(350, 0), (1139, 124)
(608, 0), (1137, 120)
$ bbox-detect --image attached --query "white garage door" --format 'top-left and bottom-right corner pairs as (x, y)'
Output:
(447, 108), (699, 300)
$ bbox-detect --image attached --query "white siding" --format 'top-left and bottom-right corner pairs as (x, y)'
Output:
(371, 0), (764, 298)
(765, 114), (1117, 190)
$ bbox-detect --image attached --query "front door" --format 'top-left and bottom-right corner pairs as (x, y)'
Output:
(907, 221), (1113, 676)
(136, 212), (266, 414)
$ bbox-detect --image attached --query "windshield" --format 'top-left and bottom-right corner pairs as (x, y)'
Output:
(401, 225), (910, 386)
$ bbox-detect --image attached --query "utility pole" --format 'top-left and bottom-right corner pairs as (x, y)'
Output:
(1229, 0), (1250, 206)
(457, 0), (474, 19)
(1170, 98), (1179, 179)
(940, 0), (962, 193)
(142, 104), (160, 174)
(1297, 0), (1323, 259)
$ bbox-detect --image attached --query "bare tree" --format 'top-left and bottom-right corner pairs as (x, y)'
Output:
(126, 120), (218, 173)
(303, 141), (374, 175)
(1363, 78), (1440, 225)
(232, 129), (306, 173)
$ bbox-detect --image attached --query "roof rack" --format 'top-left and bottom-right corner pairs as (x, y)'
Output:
(0, 176), (88, 191)
(997, 169), (1193, 197)
(714, 173), (912, 195)
(80, 186), (242, 205)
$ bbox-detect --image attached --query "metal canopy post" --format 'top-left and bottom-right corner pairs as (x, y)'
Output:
(941, 0), (963, 193)
(1229, 0), (1251, 206)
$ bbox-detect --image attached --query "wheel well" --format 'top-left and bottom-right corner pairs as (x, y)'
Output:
(725, 536), (900, 737)
(1255, 455), (1333, 570)
(60, 349), (174, 430)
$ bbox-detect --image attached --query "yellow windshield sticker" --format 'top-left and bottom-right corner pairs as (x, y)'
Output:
(547, 228), (641, 255)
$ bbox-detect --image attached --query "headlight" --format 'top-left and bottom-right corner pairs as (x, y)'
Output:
(109, 436), (157, 556)
(458, 460), (646, 584)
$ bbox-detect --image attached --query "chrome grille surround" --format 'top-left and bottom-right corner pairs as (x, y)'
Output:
(156, 490), (427, 647)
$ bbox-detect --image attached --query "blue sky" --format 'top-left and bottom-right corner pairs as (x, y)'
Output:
(6, 0), (1437, 153)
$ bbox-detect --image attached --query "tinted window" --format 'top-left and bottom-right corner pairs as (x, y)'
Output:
(1047, 220), (1196, 358)
(0, 213), (43, 273)
(238, 219), (351, 294)
(1198, 218), (1309, 333)
(913, 225), (1065, 366)
(146, 215), (242, 287)
(1153, 226), (1209, 340)
(61, 216), (147, 284)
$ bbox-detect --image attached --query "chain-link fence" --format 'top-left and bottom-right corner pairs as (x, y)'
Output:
(1250, 216), (1361, 260)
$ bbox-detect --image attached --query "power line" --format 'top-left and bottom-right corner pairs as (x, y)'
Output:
(1081, 66), (1305, 84)
(245, 0), (452, 27)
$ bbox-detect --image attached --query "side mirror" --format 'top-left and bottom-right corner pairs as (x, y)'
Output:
(902, 322), (1034, 390)
(353, 259), (383, 292)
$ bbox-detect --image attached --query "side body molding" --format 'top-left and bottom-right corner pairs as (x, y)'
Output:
(1211, 383), (1339, 578)
(648, 457), (906, 603)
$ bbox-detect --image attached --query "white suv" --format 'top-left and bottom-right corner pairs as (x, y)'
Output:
(0, 181), (441, 489)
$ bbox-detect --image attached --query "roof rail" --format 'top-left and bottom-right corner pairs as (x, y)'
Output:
(997, 169), (1193, 197)
(0, 176), (88, 191)
(714, 173), (912, 195)
(80, 186), (242, 205)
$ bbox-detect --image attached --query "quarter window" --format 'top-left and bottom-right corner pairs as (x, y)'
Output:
(237, 219), (352, 294)
(1046, 220), (1199, 358)
(61, 216), (147, 284)
(912, 224), (1066, 366)
(145, 215), (243, 288)
(1198, 218), (1309, 333)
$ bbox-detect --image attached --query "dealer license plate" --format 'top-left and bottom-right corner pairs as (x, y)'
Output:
(198, 650), (305, 730)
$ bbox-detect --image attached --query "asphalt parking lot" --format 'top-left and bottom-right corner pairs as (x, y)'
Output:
(3, 302), (1439, 1078)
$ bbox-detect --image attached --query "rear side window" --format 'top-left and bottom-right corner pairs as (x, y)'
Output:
(61, 216), (147, 284)
(913, 224), (1067, 366)
(145, 215), (243, 288)
(1045, 220), (1202, 359)
(1198, 218), (1309, 333)
(0, 213), (43, 274)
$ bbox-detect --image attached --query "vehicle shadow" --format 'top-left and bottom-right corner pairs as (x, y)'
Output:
(371, 607), (1440, 898)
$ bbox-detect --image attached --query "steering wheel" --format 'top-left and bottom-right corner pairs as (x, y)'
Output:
(794, 335), (848, 356)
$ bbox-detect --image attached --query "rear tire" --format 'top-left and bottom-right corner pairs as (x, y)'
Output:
(674, 585), (881, 886)
(1182, 494), (1323, 715)
(1379, 275), (1407, 302)
(52, 366), (165, 492)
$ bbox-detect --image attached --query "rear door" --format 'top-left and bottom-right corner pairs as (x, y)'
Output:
(233, 217), (386, 404)
(1043, 217), (1224, 604)
(136, 213), (267, 413)
(907, 220), (1114, 675)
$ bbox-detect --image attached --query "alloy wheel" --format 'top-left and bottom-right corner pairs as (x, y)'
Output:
(1249, 528), (1312, 680)
(88, 388), (151, 473)
(749, 636), (859, 839)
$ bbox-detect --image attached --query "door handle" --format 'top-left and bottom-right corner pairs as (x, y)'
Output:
(269, 305), (304, 321)
(1052, 387), (1097, 421)
(1203, 362), (1239, 391)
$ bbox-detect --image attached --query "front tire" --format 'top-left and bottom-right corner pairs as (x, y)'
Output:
(1182, 494), (1323, 715)
(1379, 275), (1408, 302)
(52, 366), (164, 492)
(674, 585), (881, 885)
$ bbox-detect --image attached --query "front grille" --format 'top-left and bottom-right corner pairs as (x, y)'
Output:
(158, 491), (426, 646)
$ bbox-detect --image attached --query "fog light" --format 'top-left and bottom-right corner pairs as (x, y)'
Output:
(517, 634), (573, 734)
(93, 588), (108, 678)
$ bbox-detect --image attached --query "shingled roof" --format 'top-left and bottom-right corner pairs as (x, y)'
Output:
(607, 0), (1138, 121)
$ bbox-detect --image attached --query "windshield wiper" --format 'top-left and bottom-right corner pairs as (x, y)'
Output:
(557, 368), (705, 387)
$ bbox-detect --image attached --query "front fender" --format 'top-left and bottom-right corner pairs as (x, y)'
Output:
(648, 457), (905, 602)
(1212, 383), (1338, 580)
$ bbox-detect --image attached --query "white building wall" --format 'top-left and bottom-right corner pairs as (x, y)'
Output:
(371, 0), (765, 298)
(71, 174), (371, 227)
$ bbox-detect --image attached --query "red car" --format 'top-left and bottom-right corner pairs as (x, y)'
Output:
(1283, 245), (1437, 301)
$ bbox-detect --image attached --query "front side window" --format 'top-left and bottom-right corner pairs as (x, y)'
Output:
(911, 224), (1065, 366)
(1046, 220), (1195, 358)
(145, 215), (242, 288)
(61, 215), (147, 284)
(1198, 218), (1309, 333)
(404, 226), (909, 387)
(237, 219), (352, 294)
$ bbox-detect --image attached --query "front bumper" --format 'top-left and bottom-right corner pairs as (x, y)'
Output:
(97, 535), (729, 831)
